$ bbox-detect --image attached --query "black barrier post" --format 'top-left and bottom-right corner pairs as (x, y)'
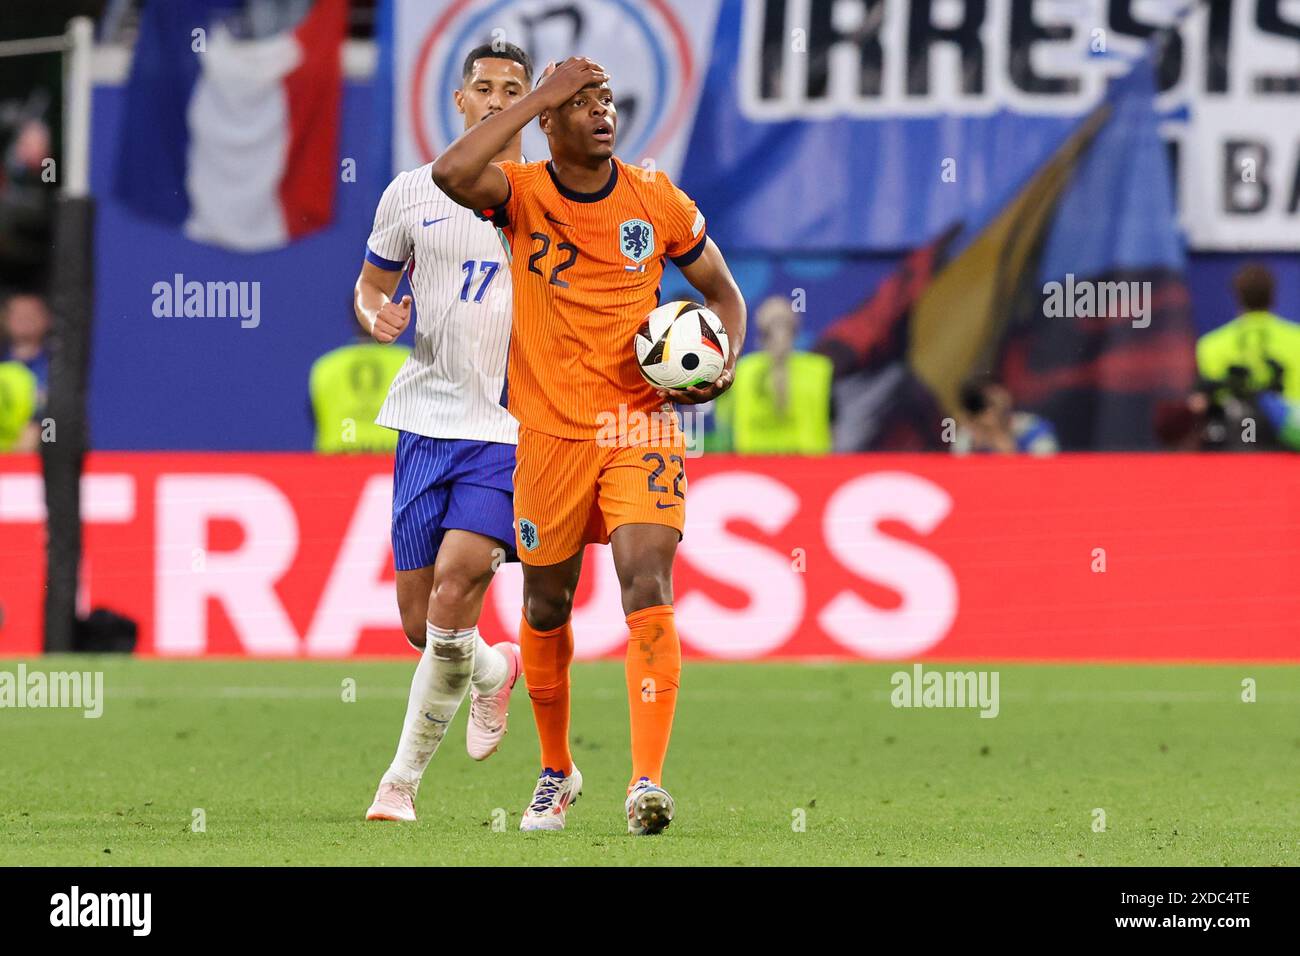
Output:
(42, 193), (94, 653)
(41, 17), (96, 654)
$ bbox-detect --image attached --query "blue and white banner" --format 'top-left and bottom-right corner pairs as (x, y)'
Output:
(389, 0), (721, 178)
(685, 0), (1300, 253)
(386, 0), (1300, 252)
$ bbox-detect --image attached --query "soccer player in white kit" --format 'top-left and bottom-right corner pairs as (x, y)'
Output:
(352, 44), (533, 822)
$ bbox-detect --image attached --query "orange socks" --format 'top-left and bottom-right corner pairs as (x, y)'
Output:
(520, 606), (681, 790)
(518, 615), (574, 774)
(624, 604), (681, 790)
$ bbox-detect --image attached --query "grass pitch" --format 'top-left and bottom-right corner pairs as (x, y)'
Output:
(1, 658), (1296, 866)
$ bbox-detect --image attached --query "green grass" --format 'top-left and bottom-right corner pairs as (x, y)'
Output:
(0, 658), (1297, 866)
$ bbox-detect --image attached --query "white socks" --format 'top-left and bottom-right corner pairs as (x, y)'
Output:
(382, 624), (512, 791)
(470, 629), (509, 696)
(383, 622), (475, 790)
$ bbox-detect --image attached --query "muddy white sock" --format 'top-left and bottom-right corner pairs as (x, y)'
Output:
(383, 623), (475, 790)
(470, 629), (509, 696)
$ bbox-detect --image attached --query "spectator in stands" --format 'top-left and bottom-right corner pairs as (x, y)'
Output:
(952, 376), (1058, 455)
(713, 295), (833, 454)
(0, 95), (55, 294)
(0, 293), (49, 450)
(309, 322), (410, 453)
(1197, 264), (1300, 402)
(1, 293), (49, 391)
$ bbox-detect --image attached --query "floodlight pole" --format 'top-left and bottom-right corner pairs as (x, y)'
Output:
(64, 17), (93, 199)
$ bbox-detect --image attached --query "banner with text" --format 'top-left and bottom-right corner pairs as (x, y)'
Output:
(389, 0), (1300, 251)
(2, 453), (1296, 660)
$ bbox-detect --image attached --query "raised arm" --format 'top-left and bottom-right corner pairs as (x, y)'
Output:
(431, 57), (610, 210)
(662, 238), (748, 404)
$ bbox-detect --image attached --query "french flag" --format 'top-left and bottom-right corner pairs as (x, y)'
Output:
(114, 0), (345, 252)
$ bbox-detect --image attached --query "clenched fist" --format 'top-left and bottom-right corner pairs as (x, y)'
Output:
(371, 295), (412, 343)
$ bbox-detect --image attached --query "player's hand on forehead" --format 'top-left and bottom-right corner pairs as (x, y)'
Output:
(535, 56), (610, 108)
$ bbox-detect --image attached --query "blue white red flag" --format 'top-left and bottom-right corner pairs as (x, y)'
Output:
(114, 0), (345, 251)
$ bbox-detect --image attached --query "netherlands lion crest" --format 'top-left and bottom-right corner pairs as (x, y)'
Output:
(620, 219), (654, 263)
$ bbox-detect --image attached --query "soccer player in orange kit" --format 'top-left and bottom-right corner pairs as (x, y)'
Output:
(432, 57), (746, 834)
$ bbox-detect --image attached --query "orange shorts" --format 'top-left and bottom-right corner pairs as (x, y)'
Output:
(512, 425), (687, 566)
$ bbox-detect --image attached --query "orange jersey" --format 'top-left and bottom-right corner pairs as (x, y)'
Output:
(480, 158), (707, 439)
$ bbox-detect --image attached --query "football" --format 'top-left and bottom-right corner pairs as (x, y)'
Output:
(634, 300), (729, 390)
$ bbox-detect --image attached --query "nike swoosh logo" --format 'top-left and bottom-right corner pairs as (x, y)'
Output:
(655, 501), (680, 510)
(544, 212), (572, 227)
(422, 216), (451, 227)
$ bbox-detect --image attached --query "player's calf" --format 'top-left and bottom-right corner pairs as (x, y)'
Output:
(395, 566), (439, 650)
(616, 566), (674, 617)
(428, 562), (495, 629)
(522, 588), (577, 633)
(520, 549), (583, 632)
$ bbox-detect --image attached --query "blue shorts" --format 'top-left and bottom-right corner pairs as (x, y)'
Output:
(391, 432), (517, 571)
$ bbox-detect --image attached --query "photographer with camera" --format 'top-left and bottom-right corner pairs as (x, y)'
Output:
(1155, 358), (1300, 452)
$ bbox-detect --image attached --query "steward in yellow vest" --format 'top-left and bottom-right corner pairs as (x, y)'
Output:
(310, 340), (410, 452)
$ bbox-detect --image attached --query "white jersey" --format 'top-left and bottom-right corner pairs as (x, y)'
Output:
(365, 163), (516, 444)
